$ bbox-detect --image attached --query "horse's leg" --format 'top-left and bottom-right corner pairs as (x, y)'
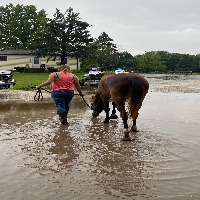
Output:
(131, 117), (139, 132)
(130, 100), (141, 132)
(116, 103), (131, 141)
(121, 110), (128, 128)
(122, 110), (131, 141)
(109, 101), (118, 119)
(133, 118), (136, 126)
(103, 97), (110, 123)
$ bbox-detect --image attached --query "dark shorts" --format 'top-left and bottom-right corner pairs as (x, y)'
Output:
(51, 90), (74, 113)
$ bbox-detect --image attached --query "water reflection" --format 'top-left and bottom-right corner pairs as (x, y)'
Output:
(0, 101), (151, 198)
(77, 117), (148, 198)
(1, 92), (200, 199)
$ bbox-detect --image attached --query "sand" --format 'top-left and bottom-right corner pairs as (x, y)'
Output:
(1, 74), (200, 102)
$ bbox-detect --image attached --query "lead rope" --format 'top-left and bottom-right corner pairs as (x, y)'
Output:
(28, 84), (90, 108)
(70, 74), (90, 108)
(80, 95), (90, 108)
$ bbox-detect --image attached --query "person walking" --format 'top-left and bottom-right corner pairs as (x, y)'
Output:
(36, 65), (84, 125)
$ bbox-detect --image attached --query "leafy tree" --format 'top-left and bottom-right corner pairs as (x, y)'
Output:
(34, 7), (93, 65)
(194, 54), (200, 73)
(176, 54), (195, 71)
(79, 43), (99, 72)
(166, 53), (183, 71)
(0, 3), (47, 50)
(80, 32), (118, 71)
(156, 51), (170, 70)
(136, 51), (165, 73)
(93, 32), (118, 71)
(115, 51), (137, 70)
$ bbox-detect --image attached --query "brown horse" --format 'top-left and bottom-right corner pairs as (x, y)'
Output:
(91, 72), (149, 141)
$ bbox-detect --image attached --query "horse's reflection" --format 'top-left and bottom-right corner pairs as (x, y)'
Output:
(87, 117), (147, 197)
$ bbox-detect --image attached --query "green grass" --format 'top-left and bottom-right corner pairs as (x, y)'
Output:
(11, 71), (200, 90)
(12, 72), (86, 90)
(73, 71), (86, 79)
(12, 73), (51, 90)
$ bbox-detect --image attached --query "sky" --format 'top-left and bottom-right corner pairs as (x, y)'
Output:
(2, 0), (200, 56)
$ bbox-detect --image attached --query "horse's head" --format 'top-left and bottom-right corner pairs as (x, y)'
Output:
(91, 93), (104, 117)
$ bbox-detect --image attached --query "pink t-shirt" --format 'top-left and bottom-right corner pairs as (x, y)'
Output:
(51, 72), (75, 91)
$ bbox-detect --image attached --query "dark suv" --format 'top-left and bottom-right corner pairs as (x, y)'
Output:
(0, 70), (16, 89)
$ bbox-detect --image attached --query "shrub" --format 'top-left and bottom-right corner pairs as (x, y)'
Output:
(47, 67), (58, 72)
(14, 66), (25, 72)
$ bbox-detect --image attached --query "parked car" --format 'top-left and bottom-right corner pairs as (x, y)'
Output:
(115, 68), (125, 74)
(84, 68), (102, 77)
(80, 68), (104, 86)
(0, 70), (16, 89)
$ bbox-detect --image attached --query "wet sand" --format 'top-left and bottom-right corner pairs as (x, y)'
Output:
(1, 75), (200, 200)
(1, 74), (200, 102)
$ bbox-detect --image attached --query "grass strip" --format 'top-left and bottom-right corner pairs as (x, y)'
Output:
(12, 72), (86, 90)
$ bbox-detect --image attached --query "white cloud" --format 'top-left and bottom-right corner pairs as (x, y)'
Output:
(2, 0), (200, 55)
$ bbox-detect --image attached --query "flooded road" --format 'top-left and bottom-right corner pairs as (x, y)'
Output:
(1, 91), (200, 200)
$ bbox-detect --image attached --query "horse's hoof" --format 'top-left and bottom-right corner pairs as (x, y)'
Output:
(131, 126), (139, 132)
(122, 128), (131, 141)
(109, 114), (118, 119)
(61, 122), (69, 125)
(103, 119), (109, 123)
(122, 136), (132, 141)
(123, 128), (129, 134)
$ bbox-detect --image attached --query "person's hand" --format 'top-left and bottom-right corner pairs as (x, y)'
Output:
(79, 93), (84, 97)
(36, 86), (40, 89)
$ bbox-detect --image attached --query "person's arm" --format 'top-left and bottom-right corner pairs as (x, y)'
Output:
(36, 73), (55, 89)
(73, 75), (83, 96)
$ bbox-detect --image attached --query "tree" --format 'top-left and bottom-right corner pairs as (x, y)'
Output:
(34, 8), (93, 65)
(79, 43), (99, 71)
(136, 51), (166, 73)
(176, 54), (195, 71)
(115, 51), (137, 70)
(79, 43), (100, 72)
(166, 53), (183, 71)
(80, 32), (118, 71)
(194, 54), (200, 73)
(0, 3), (47, 50)
(93, 32), (118, 71)
(156, 51), (170, 70)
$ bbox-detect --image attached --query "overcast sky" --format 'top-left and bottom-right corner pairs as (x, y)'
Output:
(2, 0), (200, 56)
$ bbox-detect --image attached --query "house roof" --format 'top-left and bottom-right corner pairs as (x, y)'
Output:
(0, 50), (33, 55)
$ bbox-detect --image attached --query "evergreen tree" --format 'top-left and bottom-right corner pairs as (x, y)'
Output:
(34, 7), (93, 64)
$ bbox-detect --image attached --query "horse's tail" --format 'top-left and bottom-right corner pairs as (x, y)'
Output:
(128, 76), (148, 119)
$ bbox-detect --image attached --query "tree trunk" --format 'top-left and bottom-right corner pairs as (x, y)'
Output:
(77, 58), (79, 71)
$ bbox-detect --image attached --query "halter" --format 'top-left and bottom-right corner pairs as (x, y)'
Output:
(34, 88), (43, 101)
(28, 84), (90, 107)
(28, 84), (51, 101)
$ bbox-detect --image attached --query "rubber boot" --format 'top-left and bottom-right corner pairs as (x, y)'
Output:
(58, 111), (68, 125)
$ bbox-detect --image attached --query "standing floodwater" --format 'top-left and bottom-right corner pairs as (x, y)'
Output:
(1, 90), (200, 200)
